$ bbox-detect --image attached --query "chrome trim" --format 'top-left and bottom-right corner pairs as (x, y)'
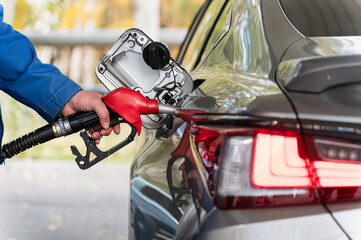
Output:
(315, 138), (361, 150)
(302, 122), (361, 136)
(63, 119), (73, 134)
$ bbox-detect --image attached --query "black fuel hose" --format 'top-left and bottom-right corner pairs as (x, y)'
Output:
(1, 107), (119, 160)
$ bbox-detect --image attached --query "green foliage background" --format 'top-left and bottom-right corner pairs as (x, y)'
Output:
(10, 0), (204, 30)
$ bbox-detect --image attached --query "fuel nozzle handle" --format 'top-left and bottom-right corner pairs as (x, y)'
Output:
(54, 107), (119, 136)
(1, 107), (119, 160)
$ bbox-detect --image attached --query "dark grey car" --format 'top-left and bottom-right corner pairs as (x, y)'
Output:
(129, 0), (361, 239)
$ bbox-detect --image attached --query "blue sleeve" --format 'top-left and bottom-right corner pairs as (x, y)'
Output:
(0, 5), (82, 123)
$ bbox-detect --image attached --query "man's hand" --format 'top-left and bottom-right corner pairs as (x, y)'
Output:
(61, 90), (120, 144)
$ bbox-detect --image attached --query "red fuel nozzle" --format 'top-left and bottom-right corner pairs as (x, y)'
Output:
(103, 88), (159, 134)
(103, 87), (205, 134)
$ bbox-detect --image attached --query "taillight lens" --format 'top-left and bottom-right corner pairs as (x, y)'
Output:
(252, 132), (311, 188)
(215, 130), (317, 208)
(306, 136), (361, 201)
(191, 124), (361, 209)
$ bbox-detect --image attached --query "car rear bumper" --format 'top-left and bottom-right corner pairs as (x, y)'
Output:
(192, 205), (348, 240)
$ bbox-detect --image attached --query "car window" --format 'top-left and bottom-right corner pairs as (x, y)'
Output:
(280, 0), (361, 36)
(182, 0), (229, 72)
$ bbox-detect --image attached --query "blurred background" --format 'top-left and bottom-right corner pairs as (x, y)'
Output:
(1, 0), (203, 161)
(0, 1), (204, 240)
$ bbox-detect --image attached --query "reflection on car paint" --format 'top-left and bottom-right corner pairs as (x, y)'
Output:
(131, 176), (182, 239)
(189, 1), (281, 112)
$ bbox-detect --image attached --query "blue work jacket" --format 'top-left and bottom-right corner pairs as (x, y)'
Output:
(0, 4), (81, 163)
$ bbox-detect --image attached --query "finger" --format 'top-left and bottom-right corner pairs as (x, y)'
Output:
(88, 127), (95, 134)
(93, 101), (110, 130)
(112, 124), (121, 135)
(100, 128), (112, 136)
(91, 131), (101, 140)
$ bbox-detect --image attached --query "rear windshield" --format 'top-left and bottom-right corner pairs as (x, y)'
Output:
(280, 0), (361, 36)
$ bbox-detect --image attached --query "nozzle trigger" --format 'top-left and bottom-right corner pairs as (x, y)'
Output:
(72, 121), (137, 170)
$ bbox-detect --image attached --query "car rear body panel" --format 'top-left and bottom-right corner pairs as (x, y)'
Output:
(275, 6), (361, 240)
(280, 43), (361, 240)
(282, 37), (361, 61)
(279, 36), (361, 124)
(287, 88), (361, 125)
(327, 202), (361, 239)
(195, 206), (348, 240)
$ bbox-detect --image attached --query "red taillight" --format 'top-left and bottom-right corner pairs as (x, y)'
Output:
(192, 124), (361, 209)
(313, 161), (361, 187)
(214, 131), (317, 208)
(252, 133), (311, 188)
(306, 136), (361, 201)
